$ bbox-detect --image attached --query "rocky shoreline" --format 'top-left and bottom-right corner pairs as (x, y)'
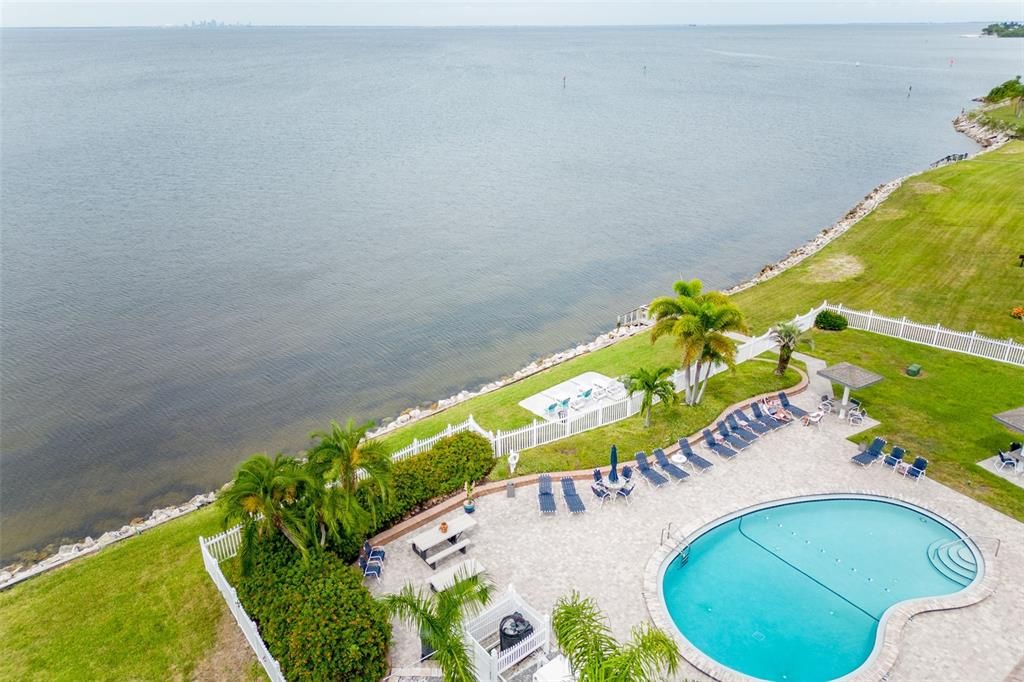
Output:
(3, 111), (1011, 592)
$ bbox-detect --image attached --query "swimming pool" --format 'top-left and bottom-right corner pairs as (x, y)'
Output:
(660, 496), (981, 681)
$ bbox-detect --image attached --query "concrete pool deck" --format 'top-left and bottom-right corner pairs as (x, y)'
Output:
(369, 402), (1024, 681)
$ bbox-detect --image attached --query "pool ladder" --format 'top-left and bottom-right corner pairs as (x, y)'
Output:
(660, 523), (691, 567)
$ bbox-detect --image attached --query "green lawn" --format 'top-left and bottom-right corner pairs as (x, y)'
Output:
(804, 330), (1024, 521)
(977, 103), (1024, 136)
(490, 359), (801, 478)
(0, 506), (228, 681)
(731, 141), (1024, 337)
(378, 331), (686, 451)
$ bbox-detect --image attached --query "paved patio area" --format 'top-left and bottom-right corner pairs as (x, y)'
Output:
(371, 397), (1024, 681)
(978, 455), (1024, 490)
(517, 371), (624, 420)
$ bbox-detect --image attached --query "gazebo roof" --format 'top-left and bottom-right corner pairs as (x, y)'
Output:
(816, 362), (884, 389)
(993, 407), (1024, 434)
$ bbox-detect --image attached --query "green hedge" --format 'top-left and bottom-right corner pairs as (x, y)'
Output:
(236, 534), (391, 682)
(815, 310), (849, 331)
(368, 431), (495, 533)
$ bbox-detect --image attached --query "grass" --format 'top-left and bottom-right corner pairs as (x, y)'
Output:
(804, 330), (1024, 521)
(490, 359), (801, 478)
(0, 506), (227, 681)
(378, 331), (687, 451)
(976, 102), (1024, 137)
(730, 141), (1024, 337)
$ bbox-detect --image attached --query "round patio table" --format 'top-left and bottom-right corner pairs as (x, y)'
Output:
(670, 453), (688, 466)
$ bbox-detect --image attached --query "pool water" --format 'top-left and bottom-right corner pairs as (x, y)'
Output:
(661, 498), (978, 681)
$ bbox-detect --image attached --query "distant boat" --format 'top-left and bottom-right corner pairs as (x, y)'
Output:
(855, 61), (861, 67)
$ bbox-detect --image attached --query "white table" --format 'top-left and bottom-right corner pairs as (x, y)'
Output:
(408, 515), (477, 563)
(670, 453), (687, 466)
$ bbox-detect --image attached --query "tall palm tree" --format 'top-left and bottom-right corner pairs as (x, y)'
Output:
(649, 280), (748, 406)
(770, 320), (810, 377)
(624, 366), (677, 428)
(381, 571), (493, 682)
(221, 453), (314, 574)
(551, 591), (680, 681)
(307, 418), (393, 534)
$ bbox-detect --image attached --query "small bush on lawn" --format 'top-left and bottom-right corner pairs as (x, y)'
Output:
(815, 310), (849, 331)
(236, 534), (391, 682)
(364, 431), (495, 534)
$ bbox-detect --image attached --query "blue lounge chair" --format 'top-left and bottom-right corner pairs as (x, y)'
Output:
(653, 448), (690, 483)
(752, 401), (787, 429)
(591, 483), (612, 506)
(677, 439), (715, 473)
(905, 457), (928, 481)
(731, 409), (770, 435)
(702, 429), (738, 459)
(635, 452), (669, 487)
(850, 437), (886, 467)
(359, 557), (382, 581)
(725, 413), (760, 441)
(717, 422), (750, 450)
(538, 474), (557, 514)
(883, 446), (906, 470)
(616, 482), (635, 504)
(363, 541), (386, 563)
(778, 392), (809, 418)
(560, 477), (587, 513)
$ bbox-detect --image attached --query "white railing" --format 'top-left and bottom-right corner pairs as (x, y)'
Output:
(465, 585), (550, 680)
(198, 534), (285, 682)
(826, 303), (1023, 366)
(616, 304), (650, 327)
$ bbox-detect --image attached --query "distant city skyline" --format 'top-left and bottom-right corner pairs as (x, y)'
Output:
(2, 1), (1022, 29)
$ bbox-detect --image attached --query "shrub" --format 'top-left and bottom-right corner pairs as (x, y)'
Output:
(985, 75), (1024, 102)
(365, 431), (495, 534)
(237, 534), (391, 682)
(815, 310), (849, 331)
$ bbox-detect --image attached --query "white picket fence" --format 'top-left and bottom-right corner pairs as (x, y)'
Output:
(198, 531), (285, 682)
(826, 303), (1024, 366)
(465, 585), (549, 680)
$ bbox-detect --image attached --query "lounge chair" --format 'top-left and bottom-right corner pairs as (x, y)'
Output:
(359, 557), (382, 581)
(905, 457), (928, 481)
(591, 483), (612, 506)
(882, 446), (906, 470)
(702, 429), (738, 459)
(634, 452), (669, 487)
(850, 437), (886, 467)
(751, 402), (786, 429)
(677, 439), (715, 473)
(725, 414), (760, 441)
(363, 541), (386, 563)
(545, 403), (559, 418)
(731, 410), (770, 435)
(778, 392), (809, 418)
(538, 474), (557, 514)
(717, 422), (750, 450)
(560, 477), (587, 513)
(653, 448), (690, 483)
(616, 482), (635, 504)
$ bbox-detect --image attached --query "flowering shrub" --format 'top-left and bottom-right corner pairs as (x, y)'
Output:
(1012, 306), (1024, 320)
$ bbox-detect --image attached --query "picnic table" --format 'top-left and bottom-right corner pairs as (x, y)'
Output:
(408, 514), (477, 568)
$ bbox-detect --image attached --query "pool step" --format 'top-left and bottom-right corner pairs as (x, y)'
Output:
(926, 539), (977, 587)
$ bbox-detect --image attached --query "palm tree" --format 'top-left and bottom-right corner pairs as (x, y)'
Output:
(551, 591), (680, 681)
(381, 571), (493, 682)
(307, 418), (393, 535)
(624, 366), (678, 427)
(649, 280), (748, 406)
(221, 453), (314, 574)
(770, 320), (810, 376)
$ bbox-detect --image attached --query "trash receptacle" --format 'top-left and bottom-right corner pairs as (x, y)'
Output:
(506, 482), (515, 498)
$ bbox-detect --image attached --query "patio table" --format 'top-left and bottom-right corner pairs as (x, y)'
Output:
(408, 514), (477, 564)
(671, 453), (688, 466)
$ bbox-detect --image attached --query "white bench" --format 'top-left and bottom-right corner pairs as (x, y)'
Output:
(426, 538), (471, 569)
(428, 558), (484, 592)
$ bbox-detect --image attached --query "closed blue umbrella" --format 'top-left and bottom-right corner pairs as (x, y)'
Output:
(608, 444), (619, 483)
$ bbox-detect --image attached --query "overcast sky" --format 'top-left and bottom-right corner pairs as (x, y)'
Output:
(2, 1), (1022, 28)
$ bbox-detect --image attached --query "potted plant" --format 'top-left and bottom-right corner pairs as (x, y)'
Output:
(463, 481), (476, 514)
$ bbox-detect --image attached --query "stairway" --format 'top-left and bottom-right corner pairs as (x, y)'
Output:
(926, 539), (978, 587)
